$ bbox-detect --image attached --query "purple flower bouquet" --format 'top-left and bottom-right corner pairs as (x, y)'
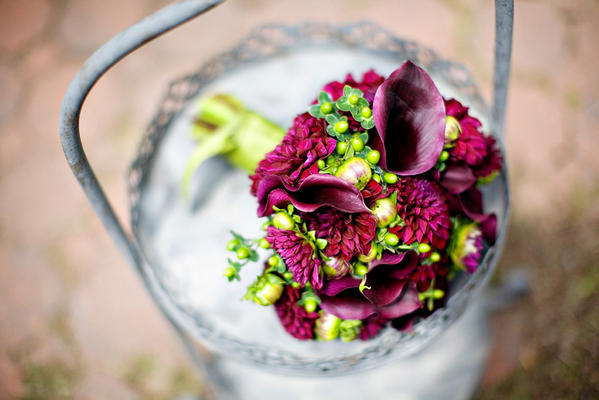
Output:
(221, 61), (502, 342)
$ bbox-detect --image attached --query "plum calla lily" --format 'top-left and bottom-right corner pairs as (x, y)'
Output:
(256, 173), (369, 217)
(371, 61), (446, 175)
(316, 252), (422, 320)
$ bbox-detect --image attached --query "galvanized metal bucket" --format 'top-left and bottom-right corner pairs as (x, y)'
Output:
(60, 1), (513, 398)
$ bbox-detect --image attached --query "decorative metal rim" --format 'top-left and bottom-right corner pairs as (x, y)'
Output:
(127, 22), (510, 376)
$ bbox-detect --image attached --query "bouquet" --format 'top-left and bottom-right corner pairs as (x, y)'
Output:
(197, 61), (502, 342)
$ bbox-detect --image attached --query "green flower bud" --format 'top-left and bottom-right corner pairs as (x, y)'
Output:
(358, 243), (377, 263)
(371, 197), (397, 228)
(322, 256), (351, 278)
(272, 212), (295, 230)
(252, 274), (284, 306)
(314, 311), (341, 341)
(339, 319), (362, 342)
(335, 157), (372, 190)
(444, 115), (462, 144)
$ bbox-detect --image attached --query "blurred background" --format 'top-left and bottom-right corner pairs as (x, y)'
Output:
(0, 0), (598, 398)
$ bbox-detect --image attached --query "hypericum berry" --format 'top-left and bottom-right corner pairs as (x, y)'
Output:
(272, 212), (295, 230)
(320, 102), (333, 114)
(361, 106), (372, 119)
(430, 252), (441, 263)
(236, 247), (250, 259)
(334, 120), (349, 134)
(348, 94), (359, 105)
(291, 282), (301, 289)
(354, 262), (368, 277)
(384, 232), (399, 246)
(335, 157), (372, 190)
(336, 141), (348, 155)
(267, 255), (279, 267)
(226, 239), (240, 251)
(283, 271), (293, 280)
(370, 197), (397, 228)
(317, 159), (326, 169)
(223, 267), (235, 278)
(304, 299), (318, 313)
(258, 238), (270, 249)
(366, 150), (380, 164)
(383, 172), (398, 184)
(351, 136), (364, 152)
(418, 243), (431, 253)
(372, 174), (381, 183)
(433, 289), (444, 299)
(439, 150), (450, 162)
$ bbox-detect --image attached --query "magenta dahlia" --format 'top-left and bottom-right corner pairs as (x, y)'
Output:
(444, 98), (488, 166)
(323, 69), (384, 103)
(274, 286), (319, 340)
(388, 178), (451, 250)
(302, 207), (376, 262)
(250, 113), (336, 195)
(265, 226), (323, 289)
(474, 135), (503, 180)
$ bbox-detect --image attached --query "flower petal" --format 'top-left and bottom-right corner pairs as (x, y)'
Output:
(372, 61), (446, 175)
(317, 276), (361, 296)
(257, 174), (370, 217)
(319, 292), (377, 320)
(440, 163), (477, 194)
(363, 251), (418, 306)
(377, 283), (422, 319)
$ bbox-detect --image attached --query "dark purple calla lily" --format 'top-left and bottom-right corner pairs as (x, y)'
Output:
(316, 251), (422, 320)
(256, 174), (370, 217)
(371, 61), (446, 175)
(439, 163), (477, 194)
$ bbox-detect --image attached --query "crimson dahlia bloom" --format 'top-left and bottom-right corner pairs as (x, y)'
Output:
(250, 113), (336, 195)
(274, 286), (319, 340)
(387, 178), (451, 250)
(302, 207), (376, 262)
(265, 226), (323, 289)
(445, 98), (487, 166)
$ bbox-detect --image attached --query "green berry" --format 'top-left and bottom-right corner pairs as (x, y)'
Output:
(366, 150), (380, 164)
(372, 174), (381, 183)
(291, 282), (301, 289)
(320, 102), (333, 114)
(317, 159), (326, 169)
(267, 256), (279, 267)
(384, 233), (399, 246)
(418, 243), (431, 253)
(439, 150), (450, 162)
(334, 120), (349, 134)
(348, 94), (359, 105)
(336, 141), (348, 155)
(433, 289), (445, 299)
(258, 238), (270, 249)
(223, 267), (235, 278)
(236, 247), (250, 259)
(304, 299), (318, 313)
(383, 172), (398, 184)
(430, 252), (441, 263)
(418, 293), (426, 302)
(361, 106), (372, 119)
(351, 136), (364, 152)
(226, 239), (240, 251)
(283, 271), (293, 281)
(355, 262), (368, 277)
